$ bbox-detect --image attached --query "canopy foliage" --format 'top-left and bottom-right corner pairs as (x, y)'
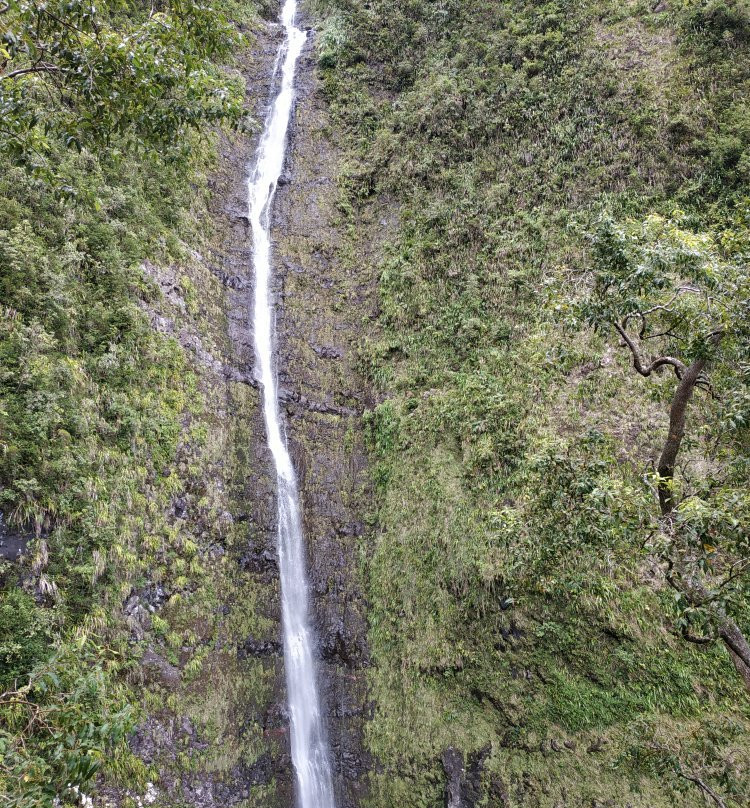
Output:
(0, 0), (245, 168)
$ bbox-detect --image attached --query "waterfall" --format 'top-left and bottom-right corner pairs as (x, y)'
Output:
(247, 2), (336, 807)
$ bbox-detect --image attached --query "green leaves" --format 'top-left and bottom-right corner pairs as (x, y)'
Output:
(0, 0), (246, 166)
(0, 589), (55, 690)
(0, 80), (208, 800)
(580, 212), (749, 369)
(574, 209), (750, 673)
(0, 641), (135, 802)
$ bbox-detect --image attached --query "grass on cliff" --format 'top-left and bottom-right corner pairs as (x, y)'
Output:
(314, 0), (750, 805)
(0, 133), (203, 806)
(0, 1), (273, 803)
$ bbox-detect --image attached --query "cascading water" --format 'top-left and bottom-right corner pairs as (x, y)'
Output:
(247, 2), (336, 807)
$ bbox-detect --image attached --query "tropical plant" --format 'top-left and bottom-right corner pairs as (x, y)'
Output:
(0, 0), (245, 165)
(579, 212), (750, 689)
(0, 639), (134, 805)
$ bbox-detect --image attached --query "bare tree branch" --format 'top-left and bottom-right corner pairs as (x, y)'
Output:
(677, 771), (727, 808)
(680, 626), (714, 645)
(613, 320), (686, 378)
(642, 328), (682, 341)
(646, 742), (728, 808)
(622, 309), (647, 338)
(666, 557), (750, 691)
(719, 558), (750, 590)
(41, 7), (95, 41)
(694, 372), (719, 400)
(718, 621), (750, 672)
(656, 329), (724, 514)
(0, 63), (62, 81)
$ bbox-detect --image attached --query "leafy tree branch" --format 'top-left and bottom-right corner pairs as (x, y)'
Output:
(0, 0), (247, 167)
(578, 212), (750, 690)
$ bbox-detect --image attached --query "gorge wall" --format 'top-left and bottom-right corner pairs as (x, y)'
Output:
(103, 8), (373, 806)
(1, 1), (750, 807)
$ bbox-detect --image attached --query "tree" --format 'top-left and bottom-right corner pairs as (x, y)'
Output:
(580, 212), (750, 690)
(0, 0), (245, 165)
(0, 638), (134, 803)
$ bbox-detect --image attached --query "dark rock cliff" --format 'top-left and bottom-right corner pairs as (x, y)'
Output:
(110, 6), (372, 806)
(274, 20), (374, 804)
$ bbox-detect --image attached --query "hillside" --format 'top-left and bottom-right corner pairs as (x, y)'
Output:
(313, 0), (750, 804)
(1, 1), (749, 807)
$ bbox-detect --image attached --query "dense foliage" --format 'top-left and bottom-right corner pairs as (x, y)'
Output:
(0, 0), (245, 167)
(0, 133), (200, 803)
(0, 642), (133, 807)
(314, 0), (750, 804)
(579, 214), (750, 617)
(0, 0), (251, 802)
(1, 0), (749, 805)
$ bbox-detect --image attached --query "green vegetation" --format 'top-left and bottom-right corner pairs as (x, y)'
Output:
(0, 589), (53, 689)
(0, 137), (209, 800)
(313, 0), (750, 804)
(0, 0), (245, 166)
(2, 0), (749, 805)
(579, 213), (750, 682)
(0, 1), (267, 803)
(0, 642), (133, 808)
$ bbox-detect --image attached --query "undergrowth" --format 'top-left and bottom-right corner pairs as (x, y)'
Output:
(313, 0), (750, 804)
(0, 2), (265, 802)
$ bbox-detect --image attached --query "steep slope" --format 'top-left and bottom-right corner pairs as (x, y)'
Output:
(311, 0), (750, 805)
(2, 1), (750, 807)
(1, 2), (373, 805)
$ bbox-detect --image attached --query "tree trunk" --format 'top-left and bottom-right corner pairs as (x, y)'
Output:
(682, 579), (750, 694)
(657, 357), (707, 515)
(718, 618), (750, 692)
(654, 344), (750, 694)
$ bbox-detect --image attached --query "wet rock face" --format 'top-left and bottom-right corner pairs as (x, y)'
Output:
(110, 8), (371, 806)
(0, 512), (32, 563)
(141, 648), (181, 689)
(239, 542), (279, 578)
(100, 18), (294, 808)
(128, 711), (285, 808)
(272, 13), (374, 806)
(443, 748), (465, 808)
(238, 635), (282, 658)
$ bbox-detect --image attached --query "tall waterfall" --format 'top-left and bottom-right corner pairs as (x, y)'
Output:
(247, 2), (336, 807)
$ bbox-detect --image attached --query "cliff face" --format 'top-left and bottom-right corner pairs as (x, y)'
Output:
(96, 21), (292, 806)
(274, 26), (373, 806)
(103, 10), (374, 806)
(306, 0), (750, 806)
(2, 1), (750, 807)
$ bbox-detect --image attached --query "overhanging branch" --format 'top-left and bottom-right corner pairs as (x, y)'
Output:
(613, 320), (686, 378)
(0, 63), (62, 81)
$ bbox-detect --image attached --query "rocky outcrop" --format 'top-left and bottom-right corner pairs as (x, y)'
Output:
(0, 513), (32, 563)
(442, 747), (490, 808)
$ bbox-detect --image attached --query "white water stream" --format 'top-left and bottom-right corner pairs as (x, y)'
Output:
(247, 2), (336, 807)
